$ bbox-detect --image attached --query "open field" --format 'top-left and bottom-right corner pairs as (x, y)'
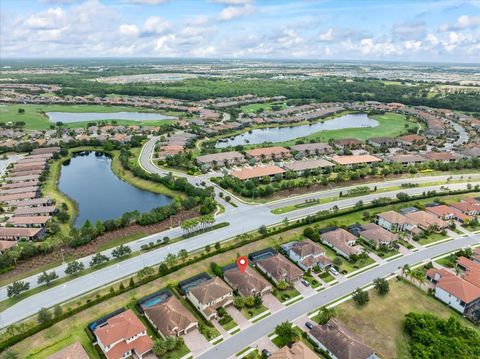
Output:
(0, 104), (179, 130)
(239, 101), (287, 113)
(332, 279), (477, 359)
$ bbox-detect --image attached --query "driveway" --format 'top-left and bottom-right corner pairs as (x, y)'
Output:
(262, 293), (284, 313)
(183, 329), (212, 356)
(292, 314), (311, 332)
(397, 244), (412, 255)
(293, 280), (316, 297)
(226, 306), (251, 330)
(367, 251), (386, 264)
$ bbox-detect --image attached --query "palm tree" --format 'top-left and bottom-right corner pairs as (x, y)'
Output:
(165, 336), (177, 351)
(178, 249), (188, 263)
(165, 253), (177, 268)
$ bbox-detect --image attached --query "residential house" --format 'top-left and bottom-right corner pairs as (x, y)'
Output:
(425, 205), (471, 222)
(387, 154), (426, 166)
(196, 151), (246, 168)
(358, 223), (398, 249)
(270, 341), (318, 359)
(472, 248), (480, 264)
(368, 137), (398, 148)
(223, 265), (272, 297)
(290, 143), (333, 156)
(309, 319), (379, 359)
(93, 309), (153, 359)
(283, 159), (334, 175)
(143, 295), (198, 338)
(0, 240), (17, 255)
(333, 138), (363, 149)
(376, 211), (420, 234)
(424, 151), (456, 163)
(330, 155), (382, 168)
(230, 165), (285, 181)
(14, 205), (57, 216)
(186, 277), (234, 320)
(456, 257), (480, 289)
(397, 134), (424, 147)
(449, 202), (480, 216)
(7, 215), (50, 228)
(0, 227), (46, 241)
(255, 253), (304, 284)
(245, 146), (291, 161)
(320, 228), (363, 259)
(404, 210), (449, 231)
(284, 239), (332, 271)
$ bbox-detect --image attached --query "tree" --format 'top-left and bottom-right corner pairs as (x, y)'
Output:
(165, 336), (177, 351)
(152, 339), (168, 357)
(234, 296), (245, 309)
(165, 253), (178, 267)
(53, 304), (63, 319)
(138, 266), (154, 280)
(7, 281), (30, 298)
(214, 242), (221, 251)
(90, 253), (109, 267)
(373, 277), (390, 295)
(178, 249), (188, 263)
(245, 295), (255, 308)
(112, 244), (131, 259)
(65, 260), (84, 276)
(37, 271), (58, 286)
(352, 287), (369, 306)
(276, 280), (289, 290)
(37, 307), (52, 325)
(57, 210), (70, 223)
(317, 306), (336, 324)
(258, 225), (268, 236)
(275, 321), (299, 345)
(1, 350), (19, 359)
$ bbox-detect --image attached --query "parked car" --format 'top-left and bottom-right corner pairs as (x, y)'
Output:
(330, 267), (339, 275)
(301, 279), (310, 287)
(305, 321), (314, 330)
(262, 349), (272, 357)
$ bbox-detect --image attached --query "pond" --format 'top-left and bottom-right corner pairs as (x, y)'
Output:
(58, 151), (172, 226)
(46, 111), (177, 124)
(216, 113), (378, 148)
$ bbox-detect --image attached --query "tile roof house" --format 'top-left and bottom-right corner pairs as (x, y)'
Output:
(0, 227), (46, 241)
(358, 223), (399, 249)
(387, 154), (426, 166)
(230, 165), (285, 181)
(0, 240), (17, 255)
(196, 151), (246, 168)
(143, 295), (198, 338)
(46, 342), (90, 359)
(270, 341), (318, 359)
(285, 239), (333, 271)
(14, 205), (57, 216)
(7, 215), (51, 228)
(424, 151), (456, 162)
(432, 270), (480, 314)
(245, 146), (291, 161)
(425, 205), (471, 222)
(404, 210), (449, 230)
(330, 155), (382, 167)
(456, 257), (480, 289)
(367, 137), (398, 148)
(283, 159), (334, 174)
(320, 228), (363, 259)
(186, 277), (234, 320)
(449, 201), (480, 216)
(93, 309), (153, 359)
(375, 211), (420, 234)
(309, 319), (378, 359)
(472, 248), (480, 264)
(255, 253), (304, 284)
(290, 143), (333, 156)
(223, 265), (272, 297)
(333, 138), (363, 149)
(397, 134), (424, 147)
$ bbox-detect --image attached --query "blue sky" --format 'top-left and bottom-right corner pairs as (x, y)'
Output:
(1, 0), (479, 62)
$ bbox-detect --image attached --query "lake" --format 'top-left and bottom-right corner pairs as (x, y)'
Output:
(58, 151), (172, 226)
(46, 111), (177, 124)
(216, 113), (378, 148)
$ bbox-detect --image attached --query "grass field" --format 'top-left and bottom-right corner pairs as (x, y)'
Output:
(0, 104), (179, 130)
(240, 102), (287, 113)
(332, 279), (477, 359)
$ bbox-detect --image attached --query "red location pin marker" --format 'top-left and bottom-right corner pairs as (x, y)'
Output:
(237, 256), (248, 273)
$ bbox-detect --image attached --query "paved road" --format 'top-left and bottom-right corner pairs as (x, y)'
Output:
(198, 233), (480, 359)
(0, 153), (22, 177)
(0, 181), (475, 328)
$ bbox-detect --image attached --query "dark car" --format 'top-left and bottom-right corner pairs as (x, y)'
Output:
(305, 321), (314, 330)
(262, 349), (272, 357)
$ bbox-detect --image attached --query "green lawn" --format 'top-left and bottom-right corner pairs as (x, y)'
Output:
(417, 232), (449, 245)
(240, 102), (287, 113)
(317, 271), (335, 283)
(0, 104), (178, 130)
(272, 286), (301, 303)
(327, 279), (476, 359)
(240, 304), (269, 319)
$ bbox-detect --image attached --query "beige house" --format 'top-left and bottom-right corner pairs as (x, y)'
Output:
(186, 277), (234, 320)
(223, 266), (272, 297)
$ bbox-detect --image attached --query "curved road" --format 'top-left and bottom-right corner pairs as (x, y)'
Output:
(0, 138), (478, 329)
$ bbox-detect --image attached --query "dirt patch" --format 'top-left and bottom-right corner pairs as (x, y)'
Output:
(0, 208), (200, 283)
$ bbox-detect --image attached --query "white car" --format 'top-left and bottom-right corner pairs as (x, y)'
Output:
(330, 267), (339, 276)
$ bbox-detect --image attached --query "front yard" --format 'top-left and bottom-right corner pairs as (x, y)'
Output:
(271, 286), (301, 303)
(240, 304), (269, 319)
(416, 232), (448, 246)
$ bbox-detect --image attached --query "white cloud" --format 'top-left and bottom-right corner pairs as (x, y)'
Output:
(143, 16), (173, 35)
(119, 24), (140, 37)
(210, 0), (252, 4)
(319, 28), (334, 41)
(24, 7), (65, 29)
(124, 0), (169, 4)
(218, 5), (255, 21)
(441, 15), (480, 31)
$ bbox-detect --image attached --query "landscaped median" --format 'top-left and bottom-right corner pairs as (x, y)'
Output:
(2, 188), (480, 357)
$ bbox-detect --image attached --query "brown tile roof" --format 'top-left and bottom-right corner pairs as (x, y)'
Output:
(270, 341), (318, 359)
(284, 159), (334, 172)
(426, 205), (471, 222)
(424, 152), (456, 161)
(189, 277), (233, 305)
(310, 319), (376, 359)
(290, 239), (325, 258)
(0, 186), (39, 195)
(437, 275), (480, 304)
(0, 240), (17, 251)
(405, 210), (448, 229)
(333, 138), (362, 146)
(449, 201), (479, 213)
(246, 146), (290, 157)
(224, 266), (271, 297)
(196, 151), (245, 164)
(14, 205), (56, 216)
(0, 227), (43, 239)
(331, 155), (381, 166)
(94, 310), (146, 346)
(256, 253), (304, 283)
(397, 134), (424, 143)
(144, 295), (197, 337)
(320, 229), (361, 256)
(7, 215), (50, 225)
(290, 143), (332, 153)
(0, 192), (38, 202)
(231, 165), (285, 180)
(388, 154), (426, 164)
(46, 342), (90, 359)
(377, 211), (415, 225)
(359, 223), (398, 245)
